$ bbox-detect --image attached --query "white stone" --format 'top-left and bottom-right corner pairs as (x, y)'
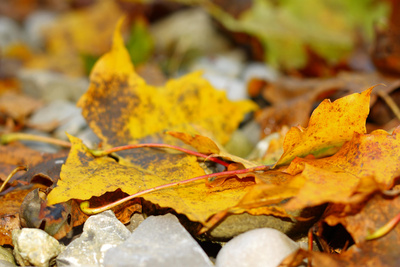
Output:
(27, 100), (87, 141)
(29, 100), (81, 126)
(56, 210), (131, 266)
(202, 72), (247, 101)
(242, 62), (279, 83)
(24, 10), (57, 50)
(17, 69), (88, 102)
(216, 228), (299, 267)
(104, 213), (213, 267)
(54, 113), (87, 140)
(190, 54), (249, 101)
(75, 126), (100, 149)
(193, 55), (243, 78)
(12, 228), (63, 267)
(0, 16), (24, 49)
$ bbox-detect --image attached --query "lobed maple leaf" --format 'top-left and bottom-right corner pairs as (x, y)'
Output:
(77, 18), (257, 147)
(275, 86), (373, 166)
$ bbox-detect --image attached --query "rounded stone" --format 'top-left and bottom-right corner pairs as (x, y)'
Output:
(216, 228), (299, 267)
(12, 228), (63, 267)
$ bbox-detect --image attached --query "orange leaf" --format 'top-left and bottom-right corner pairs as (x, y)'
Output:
(282, 127), (400, 210)
(286, 127), (400, 185)
(167, 131), (220, 155)
(284, 164), (359, 210)
(212, 126), (400, 220)
(275, 86), (373, 166)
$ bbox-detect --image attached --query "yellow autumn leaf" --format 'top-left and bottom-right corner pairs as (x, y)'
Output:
(47, 135), (255, 224)
(77, 18), (257, 147)
(274, 86), (373, 166)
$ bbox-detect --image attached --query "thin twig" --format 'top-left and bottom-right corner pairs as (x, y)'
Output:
(377, 89), (400, 122)
(307, 228), (313, 267)
(0, 166), (27, 193)
(0, 133), (71, 148)
(366, 211), (400, 240)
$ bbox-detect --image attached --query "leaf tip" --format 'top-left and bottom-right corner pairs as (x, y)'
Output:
(112, 16), (126, 49)
(364, 84), (380, 97)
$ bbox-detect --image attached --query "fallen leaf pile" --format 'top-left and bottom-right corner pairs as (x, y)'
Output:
(46, 18), (400, 265)
(2, 2), (400, 266)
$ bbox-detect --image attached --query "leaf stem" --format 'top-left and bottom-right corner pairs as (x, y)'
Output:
(0, 166), (27, 193)
(89, 143), (230, 167)
(307, 227), (314, 267)
(0, 133), (71, 148)
(377, 89), (400, 122)
(80, 165), (269, 215)
(366, 211), (400, 240)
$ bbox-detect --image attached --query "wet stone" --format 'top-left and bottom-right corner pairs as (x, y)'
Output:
(12, 228), (63, 267)
(215, 228), (299, 267)
(104, 213), (213, 267)
(56, 210), (130, 267)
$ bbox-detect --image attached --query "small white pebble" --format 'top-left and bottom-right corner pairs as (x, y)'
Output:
(216, 228), (299, 267)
